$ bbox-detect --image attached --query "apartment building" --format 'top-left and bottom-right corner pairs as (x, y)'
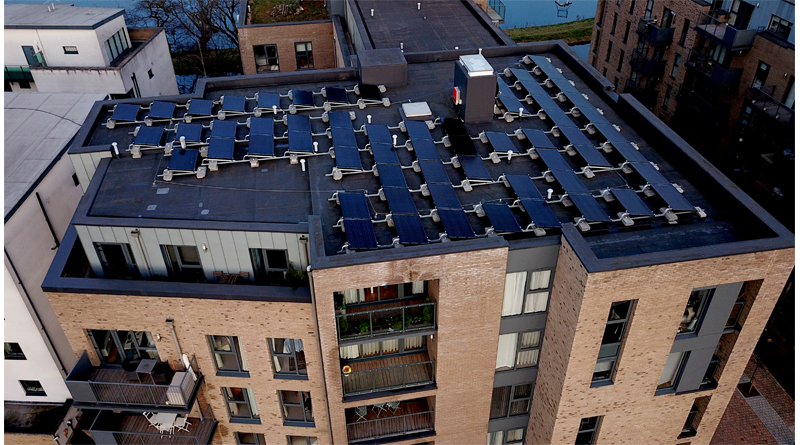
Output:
(38, 30), (793, 445)
(589, 0), (794, 223)
(4, 4), (178, 97)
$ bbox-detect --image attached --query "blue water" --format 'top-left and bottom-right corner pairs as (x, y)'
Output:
(500, 0), (597, 29)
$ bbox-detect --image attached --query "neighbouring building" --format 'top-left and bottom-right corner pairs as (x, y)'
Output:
(4, 4), (179, 97)
(38, 29), (792, 445)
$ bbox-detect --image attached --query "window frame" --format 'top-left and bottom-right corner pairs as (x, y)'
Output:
(680, 402), (699, 436)
(20, 380), (46, 396)
(605, 41), (613, 62)
(767, 14), (792, 39)
(279, 390), (315, 426)
(287, 437), (319, 445)
(751, 61), (771, 90)
(161, 244), (204, 281)
(622, 20), (631, 43)
(628, 0), (635, 14)
(656, 350), (689, 391)
(105, 28), (130, 64)
(575, 416), (602, 445)
(269, 338), (307, 379)
(678, 18), (690, 46)
(678, 288), (714, 334)
(487, 428), (525, 445)
(591, 300), (634, 385)
(617, 50), (625, 71)
(5, 343), (26, 360)
(294, 42), (314, 70)
(496, 330), (543, 372)
(335, 281), (428, 307)
(339, 335), (426, 361)
(489, 383), (534, 419)
(250, 248), (290, 284)
(224, 387), (261, 423)
(235, 432), (267, 444)
(63, 46), (79, 54)
(94, 242), (139, 279)
(254, 44), (280, 72)
(671, 54), (681, 78)
(209, 335), (249, 376)
(663, 85), (673, 108)
(611, 13), (618, 34)
(501, 269), (553, 317)
(88, 329), (159, 364)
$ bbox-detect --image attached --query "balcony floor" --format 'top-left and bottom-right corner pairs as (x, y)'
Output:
(344, 353), (433, 395)
(95, 414), (214, 444)
(91, 368), (155, 384)
(346, 400), (433, 442)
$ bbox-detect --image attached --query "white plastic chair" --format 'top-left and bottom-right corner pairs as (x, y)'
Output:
(173, 415), (191, 433)
(355, 406), (368, 421)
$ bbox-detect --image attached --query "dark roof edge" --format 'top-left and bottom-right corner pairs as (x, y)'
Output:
(507, 235), (562, 251)
(460, 0), (515, 46)
(404, 41), (559, 63)
(241, 18), (332, 28)
(4, 9), (124, 30)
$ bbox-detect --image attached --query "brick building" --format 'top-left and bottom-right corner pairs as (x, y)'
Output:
(35, 1), (793, 441)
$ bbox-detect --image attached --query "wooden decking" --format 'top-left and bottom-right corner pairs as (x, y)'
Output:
(94, 413), (215, 445)
(343, 353), (433, 395)
(346, 399), (433, 442)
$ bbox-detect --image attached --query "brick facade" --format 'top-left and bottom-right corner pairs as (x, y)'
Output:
(239, 21), (336, 75)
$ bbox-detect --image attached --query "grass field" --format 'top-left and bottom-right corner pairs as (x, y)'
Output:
(505, 18), (594, 45)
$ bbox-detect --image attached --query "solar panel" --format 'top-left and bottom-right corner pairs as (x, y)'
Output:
(288, 130), (313, 152)
(358, 84), (382, 101)
(632, 162), (671, 185)
(496, 77), (526, 113)
(372, 143), (401, 165)
(392, 214), (429, 244)
(438, 209), (475, 238)
(343, 219), (379, 249)
(610, 188), (654, 216)
(287, 114), (312, 133)
(257, 92), (281, 109)
(328, 111), (353, 129)
(335, 145), (362, 170)
(486, 131), (518, 153)
(519, 199), (562, 228)
(134, 126), (164, 146)
(376, 164), (408, 187)
(249, 117), (274, 136)
(593, 123), (649, 163)
(326, 87), (349, 104)
(149, 101), (176, 119)
(572, 144), (612, 168)
(528, 56), (580, 94)
(577, 102), (605, 122)
(570, 194), (611, 222)
(411, 138), (441, 161)
(548, 110), (579, 130)
(651, 184), (695, 211)
(174, 123), (203, 142)
(442, 118), (474, 153)
(522, 129), (557, 149)
(111, 104), (140, 122)
(221, 95), (246, 112)
(167, 149), (199, 171)
(511, 68), (554, 104)
(366, 125), (393, 145)
(482, 202), (523, 232)
(383, 187), (418, 215)
(207, 138), (235, 160)
(248, 134), (274, 156)
(418, 160), (452, 184)
(427, 183), (463, 210)
(331, 126), (358, 148)
(187, 99), (214, 116)
(405, 120), (433, 141)
(560, 125), (592, 147)
(211, 120), (238, 139)
(339, 192), (373, 219)
(292, 90), (315, 106)
(459, 155), (492, 180)
(505, 174), (545, 200)
(551, 169), (591, 195)
(537, 148), (575, 171)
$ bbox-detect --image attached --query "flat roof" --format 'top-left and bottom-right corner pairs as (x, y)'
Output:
(5, 92), (105, 218)
(4, 401), (71, 435)
(4, 4), (124, 29)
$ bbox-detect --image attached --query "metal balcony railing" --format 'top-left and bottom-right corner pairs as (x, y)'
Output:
(347, 409), (434, 442)
(636, 18), (675, 45)
(685, 49), (743, 89)
(4, 66), (34, 82)
(337, 302), (436, 341)
(695, 11), (757, 50)
(630, 50), (667, 76)
(89, 405), (217, 445)
(487, 0), (506, 23)
(748, 86), (795, 126)
(342, 359), (435, 396)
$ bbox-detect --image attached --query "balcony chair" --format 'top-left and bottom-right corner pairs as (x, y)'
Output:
(386, 401), (401, 414)
(121, 358), (142, 381)
(173, 415), (191, 433)
(355, 406), (368, 421)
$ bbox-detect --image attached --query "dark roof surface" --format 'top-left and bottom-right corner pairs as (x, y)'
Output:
(4, 4), (123, 29)
(4, 401), (70, 435)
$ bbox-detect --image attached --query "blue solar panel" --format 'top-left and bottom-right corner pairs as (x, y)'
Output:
(548, 110), (579, 130)
(328, 111), (353, 129)
(174, 123), (203, 142)
(257, 92), (281, 109)
(248, 134), (274, 156)
(632, 162), (670, 185)
(366, 125), (393, 145)
(287, 114), (312, 133)
(651, 184), (696, 211)
(134, 126), (164, 146)
(459, 156), (492, 180)
(537, 148), (574, 171)
(392, 214), (429, 244)
(610, 188), (653, 216)
(211, 120), (238, 139)
(560, 125), (591, 146)
(187, 99), (214, 116)
(111, 104), (140, 122)
(288, 130), (313, 152)
(292, 90), (315, 106)
(451, 136), (478, 156)
(221, 95), (246, 112)
(383, 187), (418, 215)
(405, 120), (432, 141)
(593, 123), (649, 163)
(519, 199), (561, 228)
(505, 174), (545, 200)
(335, 145), (362, 170)
(412, 139), (440, 161)
(427, 183), (462, 210)
(325, 87), (349, 104)
(438, 209), (475, 238)
(149, 101), (175, 119)
(339, 192), (372, 219)
(522, 129), (557, 149)
(249, 117), (274, 136)
(372, 143), (401, 165)
(168, 149), (199, 171)
(486, 131), (518, 153)
(528, 56), (581, 94)
(418, 160), (452, 184)
(332, 126), (358, 148)
(569, 194), (611, 222)
(207, 138), (235, 160)
(497, 77), (527, 113)
(376, 164), (407, 187)
(482, 202), (522, 232)
(551, 169), (591, 195)
(572, 144), (612, 168)
(343, 219), (378, 249)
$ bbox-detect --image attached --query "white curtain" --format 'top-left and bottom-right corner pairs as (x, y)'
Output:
(412, 281), (425, 294)
(404, 336), (423, 350)
(293, 339), (304, 352)
(238, 341), (249, 372)
(339, 345), (360, 359)
(273, 356), (282, 373)
(502, 272), (527, 316)
(361, 341), (381, 356)
(495, 333), (517, 371)
(524, 291), (549, 313)
(344, 288), (366, 304)
(246, 388), (259, 417)
(520, 331), (541, 348)
(516, 349), (539, 367)
(507, 429), (524, 442)
(381, 339), (399, 354)
(529, 270), (552, 290)
(487, 432), (503, 445)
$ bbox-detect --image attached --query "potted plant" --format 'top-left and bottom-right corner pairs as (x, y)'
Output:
(339, 317), (350, 335)
(423, 299), (434, 325)
(359, 321), (370, 334)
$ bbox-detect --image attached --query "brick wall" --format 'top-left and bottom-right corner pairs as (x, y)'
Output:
(238, 21), (335, 75)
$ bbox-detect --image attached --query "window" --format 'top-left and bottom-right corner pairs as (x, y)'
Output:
(678, 18), (690, 46)
(279, 390), (314, 425)
(88, 329), (158, 364)
(295, 42), (314, 69)
(611, 13), (618, 34)
(575, 417), (601, 444)
(657, 351), (687, 389)
(679, 289), (712, 333)
(72, 173), (80, 186)
(767, 15), (792, 39)
(614, 77), (619, 92)
(622, 20), (631, 43)
(628, 0), (635, 14)
(605, 41), (613, 62)
(593, 31), (601, 54)
(224, 387), (260, 422)
(643, 0), (653, 20)
(63, 46), (78, 54)
(148, 69), (154, 79)
(681, 401), (700, 437)
(489, 383), (533, 419)
(617, 50), (624, 71)
(631, 69), (639, 83)
(254, 44), (280, 72)
(603, 67), (608, 77)
(501, 270), (552, 316)
(105, 28), (130, 63)
(339, 335), (425, 360)
(95, 243), (138, 279)
(336, 281), (426, 306)
(5, 343), (25, 360)
(671, 54), (681, 78)
(269, 338), (307, 377)
(288, 437), (319, 445)
(251, 248), (289, 284)
(597, 3), (605, 27)
(663, 86), (673, 107)
(487, 428), (525, 445)
(752, 61), (770, 90)
(496, 330), (542, 371)
(661, 7), (675, 28)
(20, 380), (46, 396)
(725, 294), (746, 330)
(161, 245), (204, 281)
(592, 300), (633, 384)
(209, 335), (249, 375)
(236, 432), (267, 444)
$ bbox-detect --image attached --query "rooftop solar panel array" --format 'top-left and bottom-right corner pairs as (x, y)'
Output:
(482, 202), (523, 232)
(610, 188), (654, 216)
(485, 131), (519, 153)
(134, 127), (164, 146)
(505, 174), (561, 228)
(207, 138), (235, 160)
(211, 120), (238, 139)
(149, 101), (175, 119)
(187, 99), (214, 116)
(249, 118), (274, 136)
(338, 192), (378, 249)
(257, 92), (281, 109)
(168, 149), (199, 172)
(329, 112), (362, 170)
(292, 90), (315, 106)
(111, 104), (140, 122)
(459, 155), (492, 180)
(496, 77), (527, 114)
(287, 114), (313, 152)
(325, 87), (349, 104)
(174, 123), (203, 142)
(221, 95), (246, 112)
(522, 128), (557, 149)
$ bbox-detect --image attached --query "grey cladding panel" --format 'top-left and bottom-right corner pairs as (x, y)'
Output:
(675, 347), (716, 393)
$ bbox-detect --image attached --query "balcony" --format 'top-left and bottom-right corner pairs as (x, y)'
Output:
(629, 50), (667, 77)
(66, 351), (204, 413)
(345, 398), (434, 443)
(748, 86), (795, 126)
(342, 352), (435, 396)
(87, 405), (217, 445)
(685, 49), (743, 89)
(624, 79), (658, 109)
(636, 18), (675, 45)
(487, 0), (506, 24)
(337, 300), (437, 341)
(695, 11), (757, 50)
(4, 66), (34, 82)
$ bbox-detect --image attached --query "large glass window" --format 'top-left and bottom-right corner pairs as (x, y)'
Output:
(105, 28), (130, 63)
(489, 383), (533, 419)
(496, 331), (542, 371)
(279, 390), (314, 424)
(678, 18), (690, 46)
(679, 289), (712, 333)
(269, 338), (306, 377)
(657, 351), (687, 389)
(161, 245), (204, 281)
(487, 428), (525, 445)
(295, 42), (314, 70)
(643, 0), (654, 19)
(253, 44), (279, 71)
(209, 335), (249, 374)
(767, 15), (793, 39)
(502, 270), (551, 316)
(335, 281), (426, 307)
(88, 329), (158, 364)
(95, 243), (138, 279)
(224, 387), (259, 422)
(575, 416), (601, 444)
(236, 432), (266, 444)
(592, 300), (633, 383)
(622, 20), (631, 43)
(671, 54), (681, 78)
(250, 248), (289, 284)
(339, 335), (424, 360)
(4, 343), (25, 360)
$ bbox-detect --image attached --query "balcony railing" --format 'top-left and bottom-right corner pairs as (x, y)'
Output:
(685, 49), (743, 89)
(346, 399), (434, 443)
(337, 302), (436, 341)
(4, 66), (34, 82)
(66, 351), (203, 412)
(695, 11), (757, 50)
(630, 50), (667, 77)
(748, 86), (795, 126)
(487, 0), (506, 23)
(624, 79), (658, 109)
(342, 353), (435, 396)
(88, 404), (217, 445)
(636, 18), (675, 45)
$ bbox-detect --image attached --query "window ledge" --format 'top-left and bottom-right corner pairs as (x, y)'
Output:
(590, 380), (615, 389)
(273, 373), (309, 381)
(216, 371), (250, 378)
(283, 421), (315, 428)
(5, 357), (27, 360)
(677, 431), (698, 439)
(229, 417), (261, 425)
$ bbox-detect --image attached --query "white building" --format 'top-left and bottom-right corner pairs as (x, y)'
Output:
(4, 4), (179, 97)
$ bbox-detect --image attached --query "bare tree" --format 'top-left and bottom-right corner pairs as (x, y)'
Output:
(131, 0), (240, 52)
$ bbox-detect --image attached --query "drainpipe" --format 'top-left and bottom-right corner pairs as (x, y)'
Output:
(165, 317), (182, 356)
(299, 235), (334, 445)
(130, 229), (152, 276)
